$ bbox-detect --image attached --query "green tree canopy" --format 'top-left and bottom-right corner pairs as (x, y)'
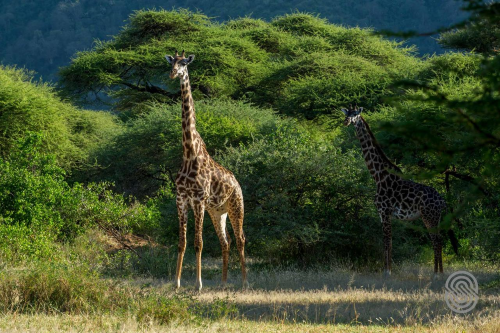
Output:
(438, 20), (500, 54)
(59, 10), (422, 119)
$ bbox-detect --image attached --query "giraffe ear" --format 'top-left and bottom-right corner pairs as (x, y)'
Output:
(179, 54), (195, 65)
(341, 108), (349, 115)
(165, 55), (174, 64)
(185, 54), (195, 65)
(355, 107), (363, 115)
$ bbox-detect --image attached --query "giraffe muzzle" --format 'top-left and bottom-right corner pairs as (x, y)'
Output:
(170, 70), (178, 79)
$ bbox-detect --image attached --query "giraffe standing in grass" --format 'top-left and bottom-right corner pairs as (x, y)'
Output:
(341, 105), (458, 278)
(165, 50), (247, 291)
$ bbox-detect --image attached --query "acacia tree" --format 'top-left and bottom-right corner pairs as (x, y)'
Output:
(57, 9), (420, 117)
(437, 0), (500, 54)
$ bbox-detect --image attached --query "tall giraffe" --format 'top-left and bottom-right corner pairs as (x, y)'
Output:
(165, 50), (247, 291)
(341, 105), (458, 278)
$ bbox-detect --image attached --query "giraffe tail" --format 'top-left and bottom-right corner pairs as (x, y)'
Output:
(445, 203), (460, 255)
(448, 229), (459, 255)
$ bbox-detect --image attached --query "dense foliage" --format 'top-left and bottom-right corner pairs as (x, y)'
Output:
(380, 0), (500, 261)
(0, 0), (467, 81)
(437, 0), (500, 54)
(0, 134), (158, 262)
(438, 20), (500, 54)
(1, 4), (499, 270)
(0, 66), (120, 169)
(78, 99), (284, 197)
(59, 10), (422, 119)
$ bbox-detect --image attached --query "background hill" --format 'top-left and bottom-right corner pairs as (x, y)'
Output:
(0, 0), (467, 81)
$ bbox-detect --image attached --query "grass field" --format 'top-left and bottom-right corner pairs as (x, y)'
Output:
(1, 256), (499, 332)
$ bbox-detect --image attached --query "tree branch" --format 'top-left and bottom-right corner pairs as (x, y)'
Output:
(120, 81), (174, 97)
(443, 167), (489, 196)
(455, 108), (500, 146)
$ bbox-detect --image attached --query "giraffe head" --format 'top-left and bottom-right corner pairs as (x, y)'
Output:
(341, 105), (363, 126)
(165, 50), (195, 79)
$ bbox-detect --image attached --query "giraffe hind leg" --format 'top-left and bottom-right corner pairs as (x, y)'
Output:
(379, 211), (392, 278)
(227, 188), (248, 289)
(208, 209), (230, 286)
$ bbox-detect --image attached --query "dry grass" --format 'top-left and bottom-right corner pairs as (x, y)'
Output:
(188, 260), (500, 327)
(0, 312), (499, 332)
(1, 261), (499, 332)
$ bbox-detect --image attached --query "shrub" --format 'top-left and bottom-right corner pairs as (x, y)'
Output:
(0, 65), (121, 169)
(78, 99), (283, 197)
(0, 134), (159, 262)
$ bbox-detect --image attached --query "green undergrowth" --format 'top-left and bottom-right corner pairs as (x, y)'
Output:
(0, 133), (159, 263)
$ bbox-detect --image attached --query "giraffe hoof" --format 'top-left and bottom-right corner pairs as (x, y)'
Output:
(195, 281), (203, 292)
(242, 280), (250, 290)
(433, 273), (443, 281)
(383, 270), (392, 279)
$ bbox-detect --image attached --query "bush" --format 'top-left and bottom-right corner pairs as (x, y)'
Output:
(0, 134), (159, 262)
(155, 122), (379, 265)
(0, 66), (121, 169)
(78, 99), (283, 197)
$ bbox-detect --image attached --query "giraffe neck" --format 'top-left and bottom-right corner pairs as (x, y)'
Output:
(354, 116), (401, 183)
(180, 72), (203, 161)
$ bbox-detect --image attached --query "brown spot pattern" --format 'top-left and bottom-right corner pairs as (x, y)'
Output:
(349, 114), (447, 276)
(168, 54), (247, 291)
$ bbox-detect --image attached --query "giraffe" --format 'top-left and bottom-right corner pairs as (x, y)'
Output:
(341, 105), (458, 278)
(165, 50), (247, 291)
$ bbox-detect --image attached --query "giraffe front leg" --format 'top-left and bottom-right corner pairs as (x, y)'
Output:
(422, 215), (443, 280)
(193, 202), (205, 292)
(379, 211), (392, 278)
(175, 197), (189, 289)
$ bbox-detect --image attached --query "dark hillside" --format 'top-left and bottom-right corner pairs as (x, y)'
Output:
(0, 0), (466, 81)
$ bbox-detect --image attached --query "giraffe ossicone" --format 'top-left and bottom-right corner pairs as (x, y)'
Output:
(165, 51), (248, 291)
(341, 105), (458, 277)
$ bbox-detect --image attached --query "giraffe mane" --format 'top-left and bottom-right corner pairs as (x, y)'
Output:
(360, 116), (402, 174)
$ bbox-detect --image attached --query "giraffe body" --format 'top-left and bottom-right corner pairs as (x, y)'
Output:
(342, 106), (455, 277)
(166, 51), (247, 291)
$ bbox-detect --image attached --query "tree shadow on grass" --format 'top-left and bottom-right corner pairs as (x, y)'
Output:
(233, 296), (498, 325)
